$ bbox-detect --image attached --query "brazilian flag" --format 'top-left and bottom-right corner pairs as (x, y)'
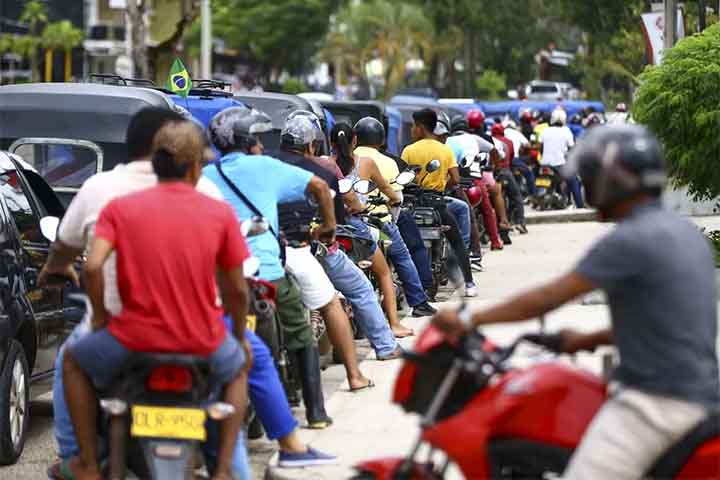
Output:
(166, 59), (192, 98)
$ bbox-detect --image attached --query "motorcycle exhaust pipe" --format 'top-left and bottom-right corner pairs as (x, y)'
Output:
(253, 299), (272, 315)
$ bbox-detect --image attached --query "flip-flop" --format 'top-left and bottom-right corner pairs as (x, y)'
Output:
(47, 459), (76, 480)
(349, 379), (375, 392)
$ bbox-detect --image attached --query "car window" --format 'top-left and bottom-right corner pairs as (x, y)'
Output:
(12, 143), (99, 189)
(531, 85), (560, 94)
(0, 171), (43, 244)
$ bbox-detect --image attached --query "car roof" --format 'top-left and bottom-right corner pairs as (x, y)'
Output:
(234, 92), (313, 129)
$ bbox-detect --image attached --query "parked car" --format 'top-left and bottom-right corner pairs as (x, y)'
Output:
(0, 151), (73, 464)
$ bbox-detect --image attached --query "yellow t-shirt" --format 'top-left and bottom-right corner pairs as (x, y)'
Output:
(401, 139), (457, 192)
(354, 146), (400, 220)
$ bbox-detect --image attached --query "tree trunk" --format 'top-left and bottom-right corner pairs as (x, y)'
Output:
(65, 49), (71, 82)
(127, 0), (149, 79)
(45, 49), (53, 82)
(30, 52), (39, 82)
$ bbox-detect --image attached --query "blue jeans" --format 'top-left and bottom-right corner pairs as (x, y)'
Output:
(54, 323), (253, 479)
(319, 249), (398, 356)
(446, 196), (471, 248)
(382, 222), (427, 307)
(396, 211), (433, 290)
(512, 159), (536, 195)
(566, 175), (584, 208)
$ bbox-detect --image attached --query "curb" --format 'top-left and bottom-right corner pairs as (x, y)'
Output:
(525, 209), (596, 225)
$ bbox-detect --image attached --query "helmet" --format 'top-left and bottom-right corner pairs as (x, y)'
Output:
(583, 112), (604, 128)
(491, 123), (505, 137)
(451, 114), (469, 133)
(564, 125), (666, 213)
(616, 103), (628, 113)
(434, 110), (451, 136)
(531, 109), (542, 121)
(286, 109), (324, 143)
(519, 109), (532, 122)
(550, 108), (567, 126)
(466, 185), (484, 207)
(353, 117), (385, 147)
(209, 106), (273, 153)
(281, 114), (317, 148)
(467, 109), (486, 130)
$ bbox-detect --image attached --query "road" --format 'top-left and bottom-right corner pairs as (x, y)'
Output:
(5, 216), (720, 479)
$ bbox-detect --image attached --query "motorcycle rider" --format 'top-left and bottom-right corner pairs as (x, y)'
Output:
(491, 123), (528, 234)
(540, 108), (584, 208)
(433, 125), (719, 480)
(271, 114), (403, 360)
(401, 108), (478, 297)
(62, 121), (251, 480)
(501, 120), (537, 197)
(345, 117), (437, 318)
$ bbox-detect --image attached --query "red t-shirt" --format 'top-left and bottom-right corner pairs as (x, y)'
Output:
(493, 135), (515, 170)
(94, 182), (249, 355)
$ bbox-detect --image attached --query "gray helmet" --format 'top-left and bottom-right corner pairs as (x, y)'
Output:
(209, 106), (273, 153)
(281, 113), (317, 148)
(434, 110), (451, 136)
(285, 109), (324, 143)
(451, 114), (469, 133)
(353, 117), (385, 147)
(564, 125), (666, 212)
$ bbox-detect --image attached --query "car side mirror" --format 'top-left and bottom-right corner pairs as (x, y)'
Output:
(40, 216), (59, 242)
(425, 159), (441, 173)
(353, 179), (377, 195)
(241, 216), (270, 238)
(395, 170), (416, 186)
(338, 178), (353, 194)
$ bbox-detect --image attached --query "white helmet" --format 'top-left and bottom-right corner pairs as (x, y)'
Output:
(550, 108), (567, 126)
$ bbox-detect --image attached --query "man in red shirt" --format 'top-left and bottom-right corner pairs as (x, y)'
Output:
(63, 121), (251, 480)
(491, 123), (527, 233)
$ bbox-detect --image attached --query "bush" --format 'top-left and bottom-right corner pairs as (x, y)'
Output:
(633, 24), (720, 200)
(475, 69), (507, 100)
(282, 77), (307, 95)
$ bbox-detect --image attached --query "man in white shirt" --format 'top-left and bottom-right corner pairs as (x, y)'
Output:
(539, 109), (584, 207)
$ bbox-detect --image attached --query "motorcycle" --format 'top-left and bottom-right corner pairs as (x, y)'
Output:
(353, 327), (720, 479)
(532, 165), (568, 211)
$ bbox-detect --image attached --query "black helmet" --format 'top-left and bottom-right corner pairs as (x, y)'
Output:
(209, 106), (273, 153)
(564, 125), (666, 213)
(451, 114), (469, 133)
(353, 117), (385, 147)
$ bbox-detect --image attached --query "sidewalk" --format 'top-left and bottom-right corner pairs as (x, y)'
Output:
(525, 207), (595, 224)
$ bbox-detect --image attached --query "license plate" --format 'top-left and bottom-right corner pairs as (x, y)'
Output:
(419, 228), (442, 240)
(246, 314), (256, 332)
(535, 178), (552, 187)
(131, 405), (206, 441)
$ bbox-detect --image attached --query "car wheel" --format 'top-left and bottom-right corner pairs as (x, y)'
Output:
(0, 339), (30, 464)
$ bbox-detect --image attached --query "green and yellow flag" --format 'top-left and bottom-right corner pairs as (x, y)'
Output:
(166, 58), (192, 98)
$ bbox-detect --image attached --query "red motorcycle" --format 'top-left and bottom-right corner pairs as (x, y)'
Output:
(353, 328), (720, 479)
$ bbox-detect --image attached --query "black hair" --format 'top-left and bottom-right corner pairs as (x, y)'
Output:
(126, 107), (186, 162)
(412, 108), (437, 133)
(152, 148), (191, 180)
(331, 122), (355, 176)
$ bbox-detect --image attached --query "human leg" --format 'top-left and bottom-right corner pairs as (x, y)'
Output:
(566, 175), (584, 208)
(437, 206), (476, 289)
(563, 388), (707, 479)
(488, 182), (511, 229)
(454, 188), (484, 256)
(370, 248), (412, 338)
(395, 211), (433, 291)
(382, 222), (429, 308)
(446, 196), (471, 248)
(512, 159), (536, 195)
(320, 250), (399, 359)
(476, 181), (503, 249)
(497, 169), (526, 228)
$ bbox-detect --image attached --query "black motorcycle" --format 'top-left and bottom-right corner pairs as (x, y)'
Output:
(532, 165), (569, 211)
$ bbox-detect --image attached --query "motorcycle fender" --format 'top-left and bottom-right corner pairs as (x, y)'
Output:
(141, 439), (195, 478)
(674, 439), (720, 478)
(354, 457), (437, 480)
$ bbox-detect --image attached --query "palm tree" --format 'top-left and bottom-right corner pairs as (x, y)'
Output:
(42, 21), (84, 82)
(10, 35), (40, 82)
(19, 0), (47, 82)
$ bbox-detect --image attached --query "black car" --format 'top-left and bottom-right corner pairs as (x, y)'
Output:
(0, 151), (72, 464)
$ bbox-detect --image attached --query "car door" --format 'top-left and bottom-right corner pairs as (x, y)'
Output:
(0, 168), (65, 374)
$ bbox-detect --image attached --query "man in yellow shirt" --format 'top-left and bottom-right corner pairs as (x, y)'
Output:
(400, 109), (477, 297)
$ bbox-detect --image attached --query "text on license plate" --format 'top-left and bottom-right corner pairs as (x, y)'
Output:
(535, 178), (552, 187)
(131, 405), (206, 441)
(246, 314), (256, 332)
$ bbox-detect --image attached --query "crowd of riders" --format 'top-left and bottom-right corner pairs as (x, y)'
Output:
(36, 96), (628, 479)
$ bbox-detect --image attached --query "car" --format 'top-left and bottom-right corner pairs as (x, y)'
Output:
(0, 150), (72, 464)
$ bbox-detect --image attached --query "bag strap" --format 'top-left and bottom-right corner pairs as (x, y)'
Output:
(214, 162), (280, 241)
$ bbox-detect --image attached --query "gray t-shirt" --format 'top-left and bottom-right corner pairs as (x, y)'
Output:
(575, 201), (720, 408)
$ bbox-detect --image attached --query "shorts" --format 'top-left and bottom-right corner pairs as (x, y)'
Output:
(272, 275), (315, 351)
(284, 246), (336, 310)
(482, 171), (496, 189)
(68, 329), (246, 391)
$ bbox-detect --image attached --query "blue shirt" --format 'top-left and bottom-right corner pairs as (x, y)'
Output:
(202, 152), (313, 281)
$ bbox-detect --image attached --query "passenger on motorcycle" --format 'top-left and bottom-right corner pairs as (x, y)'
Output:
(491, 123), (528, 234)
(272, 114), (403, 361)
(39, 108), (259, 479)
(401, 108), (478, 297)
(62, 121), (251, 480)
(540, 108), (584, 208)
(434, 125), (719, 480)
(501, 120), (537, 196)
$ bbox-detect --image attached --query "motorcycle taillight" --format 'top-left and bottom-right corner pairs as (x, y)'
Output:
(251, 278), (277, 302)
(337, 236), (353, 253)
(146, 366), (193, 393)
(540, 167), (553, 176)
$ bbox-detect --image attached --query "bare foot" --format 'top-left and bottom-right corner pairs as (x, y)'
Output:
(391, 324), (414, 338)
(67, 457), (101, 480)
(348, 375), (373, 391)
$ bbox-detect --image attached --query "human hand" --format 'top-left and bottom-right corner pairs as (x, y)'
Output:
(38, 263), (80, 288)
(557, 329), (597, 354)
(432, 308), (469, 343)
(91, 309), (110, 331)
(313, 222), (336, 246)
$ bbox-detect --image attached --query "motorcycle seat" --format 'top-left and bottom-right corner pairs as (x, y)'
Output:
(647, 410), (720, 477)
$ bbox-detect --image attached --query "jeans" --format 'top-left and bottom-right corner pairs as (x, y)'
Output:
(382, 221), (427, 307)
(54, 323), (253, 479)
(319, 249), (398, 357)
(446, 196), (471, 248)
(566, 175), (584, 208)
(512, 158), (536, 195)
(495, 168), (525, 225)
(396, 211), (433, 290)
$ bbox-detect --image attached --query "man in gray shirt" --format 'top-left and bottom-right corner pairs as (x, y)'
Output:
(433, 125), (719, 479)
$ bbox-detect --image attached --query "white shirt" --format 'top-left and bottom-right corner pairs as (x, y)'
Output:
(540, 126), (575, 167)
(503, 128), (530, 159)
(446, 132), (494, 160)
(58, 160), (222, 315)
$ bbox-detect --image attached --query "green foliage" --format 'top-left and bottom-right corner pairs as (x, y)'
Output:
(42, 21), (84, 51)
(475, 69), (506, 100)
(281, 77), (307, 94)
(702, 229), (720, 266)
(633, 23), (720, 200)
(20, 0), (47, 35)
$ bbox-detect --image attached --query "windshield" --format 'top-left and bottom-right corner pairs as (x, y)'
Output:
(11, 142), (101, 189)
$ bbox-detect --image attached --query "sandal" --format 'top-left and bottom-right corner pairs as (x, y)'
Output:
(349, 379), (375, 392)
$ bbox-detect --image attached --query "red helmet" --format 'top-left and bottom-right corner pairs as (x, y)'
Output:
(466, 184), (484, 207)
(491, 123), (505, 136)
(467, 109), (486, 130)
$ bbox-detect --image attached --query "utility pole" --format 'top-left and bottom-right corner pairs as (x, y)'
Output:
(699, 0), (706, 31)
(200, 0), (211, 79)
(664, 0), (678, 51)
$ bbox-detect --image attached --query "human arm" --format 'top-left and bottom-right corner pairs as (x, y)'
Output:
(217, 266), (249, 340)
(306, 176), (336, 244)
(364, 157), (401, 205)
(447, 166), (460, 189)
(38, 241), (81, 287)
(84, 237), (114, 330)
(557, 328), (613, 353)
(343, 189), (366, 214)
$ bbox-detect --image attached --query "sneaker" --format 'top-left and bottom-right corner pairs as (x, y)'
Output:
(464, 283), (478, 297)
(412, 301), (437, 317)
(499, 230), (513, 245)
(515, 224), (529, 235)
(470, 258), (484, 272)
(278, 447), (338, 468)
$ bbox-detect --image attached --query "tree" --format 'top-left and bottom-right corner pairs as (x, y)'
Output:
(126, 0), (149, 79)
(19, 0), (47, 81)
(633, 23), (720, 200)
(42, 21), (84, 82)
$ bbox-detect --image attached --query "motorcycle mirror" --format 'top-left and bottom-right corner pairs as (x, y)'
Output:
(353, 179), (377, 195)
(40, 216), (59, 242)
(395, 170), (416, 186)
(425, 159), (441, 173)
(241, 216), (270, 238)
(243, 256), (260, 278)
(338, 178), (353, 194)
